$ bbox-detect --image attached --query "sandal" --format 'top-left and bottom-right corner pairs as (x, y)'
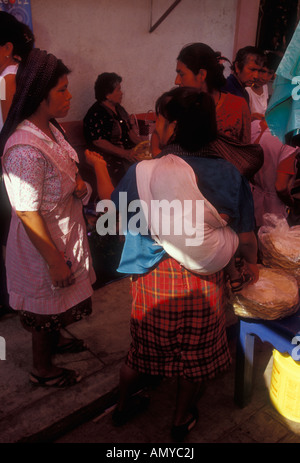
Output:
(230, 273), (252, 293)
(112, 394), (150, 427)
(55, 338), (88, 354)
(171, 407), (199, 441)
(29, 368), (82, 388)
(235, 257), (244, 270)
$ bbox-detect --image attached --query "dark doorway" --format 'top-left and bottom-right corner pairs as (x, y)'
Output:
(256, 0), (300, 53)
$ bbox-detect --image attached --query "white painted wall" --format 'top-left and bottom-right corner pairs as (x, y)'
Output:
(233, 0), (260, 56)
(31, 0), (239, 121)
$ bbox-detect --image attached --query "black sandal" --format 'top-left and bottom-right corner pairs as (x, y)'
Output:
(29, 368), (82, 388)
(171, 407), (199, 441)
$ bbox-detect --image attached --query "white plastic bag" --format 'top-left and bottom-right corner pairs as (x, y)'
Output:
(258, 213), (300, 283)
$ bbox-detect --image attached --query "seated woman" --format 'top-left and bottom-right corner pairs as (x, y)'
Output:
(85, 87), (258, 440)
(83, 72), (141, 186)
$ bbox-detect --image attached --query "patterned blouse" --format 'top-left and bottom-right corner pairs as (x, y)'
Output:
(83, 101), (134, 149)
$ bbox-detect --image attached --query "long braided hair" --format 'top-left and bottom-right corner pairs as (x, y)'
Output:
(0, 48), (70, 155)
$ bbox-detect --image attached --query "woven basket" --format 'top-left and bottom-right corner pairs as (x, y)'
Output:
(232, 266), (299, 320)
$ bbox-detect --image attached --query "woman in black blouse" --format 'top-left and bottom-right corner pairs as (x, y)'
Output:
(83, 72), (141, 185)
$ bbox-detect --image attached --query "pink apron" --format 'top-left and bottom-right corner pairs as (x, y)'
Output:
(2, 122), (95, 314)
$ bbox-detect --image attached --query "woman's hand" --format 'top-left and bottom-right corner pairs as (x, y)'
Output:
(74, 173), (88, 200)
(15, 210), (76, 289)
(244, 262), (259, 284)
(125, 149), (140, 162)
(48, 256), (75, 288)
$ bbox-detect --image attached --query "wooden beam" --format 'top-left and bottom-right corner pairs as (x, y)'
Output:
(149, 0), (182, 33)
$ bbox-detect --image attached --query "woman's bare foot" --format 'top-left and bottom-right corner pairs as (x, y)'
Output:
(84, 149), (106, 168)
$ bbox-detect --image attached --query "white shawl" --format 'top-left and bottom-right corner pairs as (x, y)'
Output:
(136, 154), (239, 274)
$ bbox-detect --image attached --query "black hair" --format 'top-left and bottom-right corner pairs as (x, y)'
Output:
(0, 49), (70, 155)
(15, 53), (70, 121)
(94, 72), (122, 102)
(264, 50), (282, 73)
(155, 87), (217, 152)
(0, 11), (34, 61)
(177, 43), (228, 92)
(232, 46), (266, 72)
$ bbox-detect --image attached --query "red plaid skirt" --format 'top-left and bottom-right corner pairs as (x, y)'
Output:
(126, 257), (231, 382)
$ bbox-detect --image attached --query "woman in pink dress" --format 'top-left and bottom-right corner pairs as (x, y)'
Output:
(0, 49), (96, 388)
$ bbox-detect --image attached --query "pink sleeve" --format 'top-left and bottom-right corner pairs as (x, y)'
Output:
(4, 145), (46, 211)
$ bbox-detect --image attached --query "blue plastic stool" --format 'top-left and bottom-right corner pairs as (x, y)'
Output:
(234, 304), (300, 407)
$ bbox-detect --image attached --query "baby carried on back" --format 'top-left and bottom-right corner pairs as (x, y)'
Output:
(136, 154), (239, 275)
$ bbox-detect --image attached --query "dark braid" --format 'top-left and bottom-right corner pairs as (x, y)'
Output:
(0, 48), (70, 155)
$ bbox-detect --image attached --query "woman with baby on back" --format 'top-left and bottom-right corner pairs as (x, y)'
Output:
(86, 86), (259, 440)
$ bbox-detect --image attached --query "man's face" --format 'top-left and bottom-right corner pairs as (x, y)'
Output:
(175, 60), (201, 88)
(235, 55), (263, 87)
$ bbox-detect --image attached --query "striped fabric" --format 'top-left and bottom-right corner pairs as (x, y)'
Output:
(126, 257), (231, 382)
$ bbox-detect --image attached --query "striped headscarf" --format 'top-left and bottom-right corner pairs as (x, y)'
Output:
(0, 48), (66, 155)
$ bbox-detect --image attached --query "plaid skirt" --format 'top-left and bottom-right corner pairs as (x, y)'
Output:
(126, 257), (231, 382)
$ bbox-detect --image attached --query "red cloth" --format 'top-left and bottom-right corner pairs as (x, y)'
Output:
(126, 257), (231, 382)
(216, 92), (251, 144)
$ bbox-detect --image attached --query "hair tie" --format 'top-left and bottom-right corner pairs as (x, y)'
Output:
(216, 53), (232, 66)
